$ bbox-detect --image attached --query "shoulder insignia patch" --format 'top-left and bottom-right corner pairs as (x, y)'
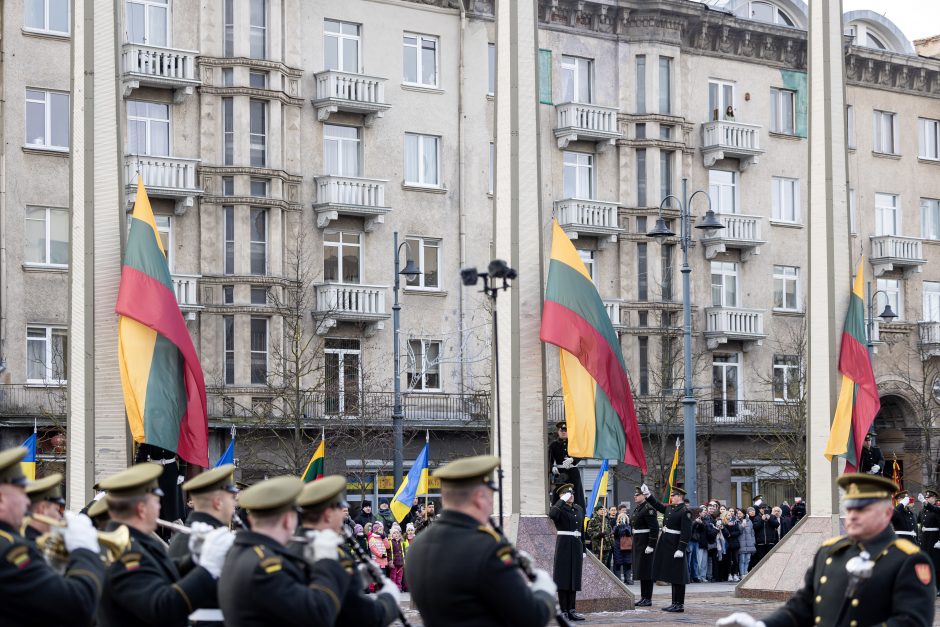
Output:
(120, 552), (141, 571)
(916, 562), (932, 585)
(252, 545), (266, 560)
(821, 535), (846, 547)
(6, 545), (30, 569)
(893, 539), (921, 555)
(496, 545), (515, 565)
(477, 526), (501, 543)
(260, 556), (282, 574)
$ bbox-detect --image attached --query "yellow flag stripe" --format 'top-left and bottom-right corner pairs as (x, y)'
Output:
(118, 316), (158, 444)
(560, 349), (597, 457)
(549, 220), (592, 282)
(824, 374), (856, 460)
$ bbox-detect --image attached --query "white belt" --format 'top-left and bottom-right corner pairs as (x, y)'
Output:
(632, 529), (650, 534)
(189, 609), (224, 621)
(923, 528), (939, 532)
(557, 530), (581, 537)
(148, 456), (177, 466)
(662, 528), (680, 535)
(896, 530), (917, 536)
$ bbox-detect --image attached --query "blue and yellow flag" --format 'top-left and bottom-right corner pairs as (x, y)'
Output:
(20, 433), (37, 481)
(392, 442), (429, 523)
(215, 440), (234, 468)
(663, 438), (680, 500)
(585, 459), (609, 530)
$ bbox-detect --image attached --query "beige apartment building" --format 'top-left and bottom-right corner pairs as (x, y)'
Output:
(1, 0), (939, 507)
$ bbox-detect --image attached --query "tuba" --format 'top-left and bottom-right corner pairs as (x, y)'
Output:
(27, 513), (131, 572)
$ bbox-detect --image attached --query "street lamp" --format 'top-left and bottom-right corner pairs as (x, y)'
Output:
(865, 280), (898, 357)
(646, 177), (724, 507)
(392, 231), (421, 490)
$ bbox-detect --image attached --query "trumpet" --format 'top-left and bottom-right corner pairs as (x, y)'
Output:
(27, 513), (131, 572)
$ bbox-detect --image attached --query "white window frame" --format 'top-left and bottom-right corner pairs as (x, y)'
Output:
(772, 355), (801, 402)
(876, 278), (903, 321)
(924, 282), (940, 323)
(562, 151), (594, 199)
(249, 0), (266, 59)
(25, 0), (70, 35)
(711, 261), (738, 308)
(223, 0), (234, 58)
(323, 124), (361, 177)
(404, 133), (441, 187)
(773, 265), (800, 311)
(25, 89), (69, 150)
(408, 339), (442, 391)
(708, 79), (735, 122)
(560, 55), (593, 104)
(772, 176), (801, 223)
(488, 142), (494, 195)
(249, 207), (267, 276)
(709, 169), (737, 215)
(748, 1), (795, 26)
(127, 100), (170, 157)
(26, 326), (67, 384)
(712, 353), (741, 418)
(126, 0), (169, 47)
(770, 87), (796, 135)
(578, 249), (595, 282)
(873, 110), (899, 155)
(325, 339), (361, 415)
(658, 56), (671, 114)
(323, 230), (362, 284)
(154, 214), (172, 270)
(875, 192), (899, 236)
(405, 237), (441, 290)
(324, 19), (361, 74)
(922, 198), (940, 241)
(402, 32), (439, 88)
(24, 206), (69, 268)
(919, 118), (940, 161)
(249, 317), (268, 385)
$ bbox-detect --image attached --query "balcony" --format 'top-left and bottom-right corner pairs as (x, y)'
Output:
(125, 155), (202, 214)
(312, 70), (390, 127)
(918, 322), (940, 359)
(313, 283), (389, 336)
(312, 175), (391, 231)
(603, 300), (625, 331)
(700, 213), (766, 261)
(121, 43), (200, 101)
(704, 307), (766, 350)
(554, 102), (622, 150)
(869, 235), (926, 278)
(701, 121), (763, 170)
(554, 199), (622, 245)
(172, 273), (202, 317)
(0, 385), (66, 419)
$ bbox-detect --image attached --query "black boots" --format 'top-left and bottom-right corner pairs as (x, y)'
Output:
(566, 610), (586, 621)
(635, 598), (652, 607)
(662, 604), (685, 612)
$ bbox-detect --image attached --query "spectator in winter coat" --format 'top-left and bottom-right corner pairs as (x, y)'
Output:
(790, 497), (806, 526)
(753, 506), (780, 563)
(369, 522), (389, 571)
(376, 499), (396, 528)
(355, 500), (375, 527)
(721, 511), (742, 581)
(611, 513), (633, 584)
(738, 508), (757, 577)
(354, 523), (368, 553)
(779, 502), (793, 536)
(606, 508), (618, 570)
(701, 503), (720, 582)
(388, 527), (406, 589)
(690, 509), (708, 582)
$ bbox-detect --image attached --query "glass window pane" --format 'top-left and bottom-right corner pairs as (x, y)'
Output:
(26, 99), (46, 145)
(324, 244), (338, 282)
(343, 38), (358, 73)
(24, 208), (46, 264)
(50, 209), (69, 264)
(127, 3), (145, 43)
(50, 0), (69, 32)
(403, 36), (417, 83)
(325, 33), (339, 71)
(25, 0), (45, 29)
(51, 330), (67, 380)
(423, 137), (438, 185)
(150, 120), (169, 156)
(51, 93), (69, 148)
(421, 38), (437, 85)
(27, 336), (46, 381)
(424, 243), (439, 287)
(149, 6), (167, 47)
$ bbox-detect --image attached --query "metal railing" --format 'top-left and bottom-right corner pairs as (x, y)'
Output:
(701, 120), (762, 153)
(313, 175), (388, 209)
(122, 43), (198, 82)
(870, 235), (924, 262)
(555, 102), (620, 135)
(314, 283), (387, 317)
(0, 385), (66, 417)
(314, 70), (387, 107)
(554, 198), (620, 232)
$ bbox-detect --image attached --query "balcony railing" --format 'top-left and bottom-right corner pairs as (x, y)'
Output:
(172, 273), (201, 310)
(313, 283), (389, 334)
(704, 307), (766, 349)
(554, 198), (621, 243)
(869, 235), (926, 277)
(603, 300), (624, 328)
(700, 213), (766, 260)
(313, 175), (391, 230)
(701, 120), (763, 170)
(125, 155), (202, 214)
(0, 385), (66, 418)
(121, 43), (200, 96)
(554, 102), (622, 149)
(918, 321), (940, 359)
(312, 70), (390, 125)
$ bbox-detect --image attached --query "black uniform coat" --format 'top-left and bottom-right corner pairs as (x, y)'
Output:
(893, 504), (919, 544)
(859, 445), (885, 474)
(218, 530), (350, 627)
(548, 438), (585, 511)
(648, 496), (692, 585)
(763, 526), (935, 627)
(630, 498), (660, 580)
(921, 502), (940, 571)
(0, 520), (104, 626)
(548, 498), (584, 591)
(404, 510), (555, 627)
(98, 523), (217, 627)
(22, 524), (41, 544)
(165, 511), (226, 626)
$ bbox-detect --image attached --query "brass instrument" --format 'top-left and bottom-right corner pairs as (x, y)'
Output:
(159, 517), (305, 543)
(28, 513), (131, 572)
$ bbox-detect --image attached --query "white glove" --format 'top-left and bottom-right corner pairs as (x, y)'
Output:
(562, 492), (574, 504)
(645, 546), (654, 554)
(900, 497), (911, 507)
(561, 457), (574, 469)
(716, 612), (765, 627)
(530, 567), (557, 596)
(933, 540), (940, 550)
(673, 550), (683, 559)
(198, 527), (234, 579)
(640, 484), (651, 497)
(58, 511), (100, 554)
(551, 466), (560, 476)
(187, 521), (215, 562)
(378, 575), (401, 603)
(918, 493), (926, 503)
(309, 529), (343, 562)
(516, 550), (534, 569)
(870, 465), (880, 474)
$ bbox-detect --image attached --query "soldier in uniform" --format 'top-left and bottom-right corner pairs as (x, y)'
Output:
(22, 472), (65, 542)
(406, 455), (557, 627)
(892, 490), (918, 545)
(719, 474), (936, 627)
(218, 475), (353, 627)
(0, 446), (104, 626)
(290, 474), (401, 626)
(918, 487), (940, 577)
(548, 421), (585, 511)
(631, 485), (660, 607)
(548, 481), (586, 621)
(644, 484), (692, 612)
(859, 432), (885, 475)
(97, 463), (234, 627)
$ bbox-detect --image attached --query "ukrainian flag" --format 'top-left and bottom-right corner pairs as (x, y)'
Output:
(215, 439), (235, 468)
(589, 459), (610, 512)
(391, 443), (429, 523)
(20, 433), (37, 481)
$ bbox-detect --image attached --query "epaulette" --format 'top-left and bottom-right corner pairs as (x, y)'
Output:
(5, 545), (31, 570)
(477, 525), (501, 543)
(822, 536), (852, 554)
(259, 555), (283, 574)
(0, 529), (14, 545)
(120, 552), (142, 571)
(495, 544), (515, 566)
(821, 535), (846, 547)
(892, 539), (920, 555)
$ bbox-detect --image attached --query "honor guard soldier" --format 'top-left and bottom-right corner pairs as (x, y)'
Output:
(23, 472), (65, 542)
(718, 474), (936, 627)
(918, 487), (940, 576)
(218, 475), (352, 627)
(631, 485), (660, 607)
(548, 421), (585, 511)
(406, 455), (558, 627)
(97, 463), (234, 627)
(892, 490), (918, 545)
(645, 484), (692, 612)
(290, 475), (401, 626)
(0, 446), (104, 626)
(548, 481), (586, 621)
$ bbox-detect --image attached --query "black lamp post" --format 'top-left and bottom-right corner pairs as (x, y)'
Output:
(392, 232), (421, 489)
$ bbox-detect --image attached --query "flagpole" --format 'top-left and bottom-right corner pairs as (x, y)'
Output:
(423, 430), (430, 516)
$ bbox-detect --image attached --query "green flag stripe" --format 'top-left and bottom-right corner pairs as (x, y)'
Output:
(592, 387), (627, 460)
(142, 334), (187, 450)
(843, 293), (867, 346)
(124, 216), (174, 292)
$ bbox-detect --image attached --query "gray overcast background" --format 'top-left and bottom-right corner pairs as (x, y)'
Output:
(842, 0), (940, 42)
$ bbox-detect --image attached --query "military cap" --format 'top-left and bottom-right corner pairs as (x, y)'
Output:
(634, 486), (643, 496)
(297, 475), (346, 509)
(837, 472), (899, 508)
(753, 494), (764, 502)
(433, 455), (500, 489)
(593, 504), (605, 512)
(237, 475), (303, 513)
(98, 463), (164, 498)
(555, 483), (575, 498)
(925, 487), (939, 499)
(0, 447), (28, 487)
(26, 472), (64, 505)
(182, 464), (238, 495)
(556, 421), (567, 431)
(896, 490), (909, 500)
(87, 494), (109, 519)
(671, 486), (687, 497)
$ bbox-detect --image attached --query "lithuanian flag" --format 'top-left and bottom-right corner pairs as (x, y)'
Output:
(117, 178), (209, 467)
(540, 220), (647, 473)
(301, 437), (325, 482)
(824, 258), (880, 471)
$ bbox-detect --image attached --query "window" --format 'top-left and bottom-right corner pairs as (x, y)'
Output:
(405, 237), (440, 289)
(324, 231), (361, 283)
(773, 355), (801, 402)
(24, 207), (68, 267)
(324, 124), (361, 177)
(849, 188), (858, 235)
(635, 123), (646, 140)
(875, 193), (899, 236)
(876, 278), (902, 321)
(222, 176), (234, 195)
(221, 68), (234, 86)
(222, 97), (234, 165)
(658, 57), (671, 114)
(712, 353), (740, 419)
(562, 151), (594, 199)
(250, 178), (268, 197)
(873, 110), (898, 154)
(636, 216), (647, 234)
(250, 287), (268, 304)
(223, 206), (234, 275)
(661, 243), (674, 301)
(919, 118), (940, 161)
(487, 43), (496, 96)
(26, 89), (69, 149)
(772, 177), (800, 223)
(660, 125), (673, 140)
(636, 149), (647, 206)
(538, 49), (552, 105)
(578, 249), (595, 282)
(867, 32), (887, 50)
(709, 170), (737, 214)
(711, 261), (738, 308)
(27, 326), (67, 384)
(924, 282), (940, 322)
(325, 338), (361, 414)
(403, 33), (438, 87)
(250, 317), (268, 384)
(404, 133), (440, 187)
(223, 315), (234, 385)
(408, 339), (441, 390)
(638, 337), (649, 396)
(635, 56), (646, 114)
(749, 1), (795, 26)
(223, 0), (234, 58)
(773, 265), (799, 310)
(249, 99), (267, 167)
(324, 19), (360, 73)
(922, 198), (940, 240)
(249, 0), (266, 59)
(25, 0), (69, 34)
(127, 100), (169, 156)
(488, 142), (494, 195)
(770, 88), (795, 135)
(222, 285), (234, 304)
(660, 151), (673, 205)
(846, 105), (856, 149)
(637, 243), (648, 301)
(708, 79), (734, 122)
(249, 208), (267, 275)
(126, 0), (167, 46)
(249, 71), (268, 89)
(637, 311), (648, 327)
(154, 215), (172, 269)
(560, 55), (592, 103)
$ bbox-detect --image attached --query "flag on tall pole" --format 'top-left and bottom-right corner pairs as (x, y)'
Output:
(892, 457), (902, 492)
(824, 259), (880, 471)
(117, 178), (209, 467)
(20, 422), (37, 481)
(664, 438), (680, 500)
(391, 434), (430, 523)
(215, 426), (236, 468)
(301, 428), (326, 482)
(584, 459), (610, 531)
(540, 220), (647, 473)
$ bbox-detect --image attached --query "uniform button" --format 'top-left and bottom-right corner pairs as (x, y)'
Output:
(851, 599), (859, 607)
(820, 576), (827, 584)
(815, 596), (822, 603)
(850, 621), (858, 627)
(815, 617), (821, 624)
(825, 557), (832, 565)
